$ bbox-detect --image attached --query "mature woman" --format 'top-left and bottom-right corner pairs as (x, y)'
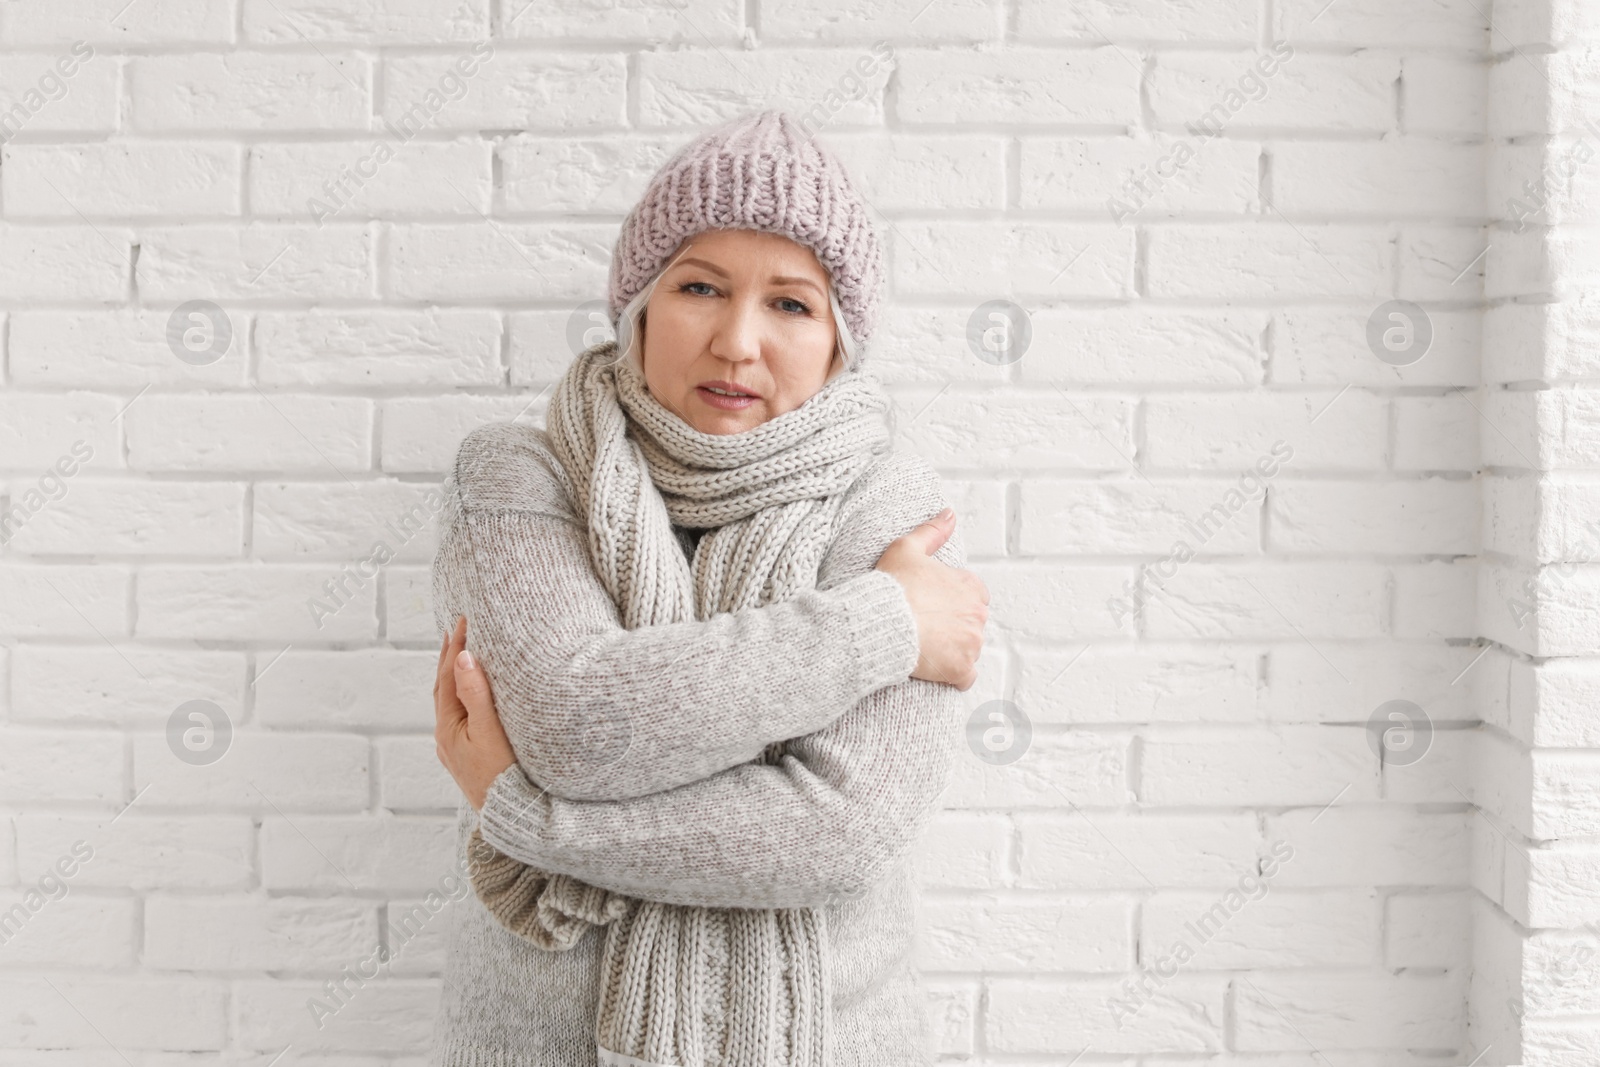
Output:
(429, 109), (990, 1067)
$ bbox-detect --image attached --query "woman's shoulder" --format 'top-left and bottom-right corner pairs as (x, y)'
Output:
(841, 449), (946, 516)
(447, 421), (577, 520)
(823, 448), (963, 576)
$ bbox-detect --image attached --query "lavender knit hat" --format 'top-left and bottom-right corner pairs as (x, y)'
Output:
(607, 109), (886, 361)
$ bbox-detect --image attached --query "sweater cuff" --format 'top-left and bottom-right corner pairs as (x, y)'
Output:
(834, 569), (921, 695)
(477, 762), (546, 863)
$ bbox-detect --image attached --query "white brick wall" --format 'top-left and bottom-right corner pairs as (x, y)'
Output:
(0, 0), (1582, 1062)
(1472, 0), (1600, 1063)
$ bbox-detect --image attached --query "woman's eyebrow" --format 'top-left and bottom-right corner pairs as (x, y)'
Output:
(675, 257), (824, 297)
(770, 275), (824, 297)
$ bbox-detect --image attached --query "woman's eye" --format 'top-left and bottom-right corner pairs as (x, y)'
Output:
(677, 282), (808, 315)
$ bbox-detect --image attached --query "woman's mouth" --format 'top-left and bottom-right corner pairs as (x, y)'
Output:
(696, 384), (758, 410)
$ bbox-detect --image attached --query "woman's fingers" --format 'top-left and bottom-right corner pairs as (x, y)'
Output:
(453, 641), (499, 732)
(431, 615), (516, 811)
(450, 619), (508, 740)
(435, 618), (468, 747)
(436, 616), (463, 687)
(433, 628), (449, 699)
(438, 617), (464, 700)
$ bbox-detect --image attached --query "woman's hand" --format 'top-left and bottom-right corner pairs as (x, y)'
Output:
(872, 507), (989, 691)
(434, 615), (518, 811)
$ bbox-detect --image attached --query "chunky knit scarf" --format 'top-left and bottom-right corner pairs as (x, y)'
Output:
(465, 338), (894, 1066)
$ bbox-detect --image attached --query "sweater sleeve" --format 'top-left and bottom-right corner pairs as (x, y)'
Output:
(471, 455), (971, 910)
(431, 421), (923, 803)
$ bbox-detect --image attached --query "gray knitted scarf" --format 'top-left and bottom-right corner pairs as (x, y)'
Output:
(466, 338), (894, 1066)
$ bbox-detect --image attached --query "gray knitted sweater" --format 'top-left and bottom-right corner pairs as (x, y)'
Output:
(428, 420), (967, 1067)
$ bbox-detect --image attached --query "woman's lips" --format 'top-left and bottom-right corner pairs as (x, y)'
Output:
(696, 386), (758, 410)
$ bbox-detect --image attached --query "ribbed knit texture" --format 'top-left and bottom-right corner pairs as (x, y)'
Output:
(606, 109), (886, 354)
(464, 338), (895, 1065)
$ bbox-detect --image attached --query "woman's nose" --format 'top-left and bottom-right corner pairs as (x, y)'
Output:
(707, 296), (764, 364)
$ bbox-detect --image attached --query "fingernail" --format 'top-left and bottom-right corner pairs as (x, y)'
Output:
(938, 506), (953, 519)
(457, 649), (474, 671)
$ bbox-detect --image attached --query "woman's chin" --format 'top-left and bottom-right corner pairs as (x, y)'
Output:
(687, 396), (763, 434)
(693, 413), (757, 435)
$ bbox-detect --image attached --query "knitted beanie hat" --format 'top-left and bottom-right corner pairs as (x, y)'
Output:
(606, 109), (886, 358)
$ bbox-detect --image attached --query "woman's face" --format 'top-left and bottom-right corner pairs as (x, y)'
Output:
(638, 228), (842, 435)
